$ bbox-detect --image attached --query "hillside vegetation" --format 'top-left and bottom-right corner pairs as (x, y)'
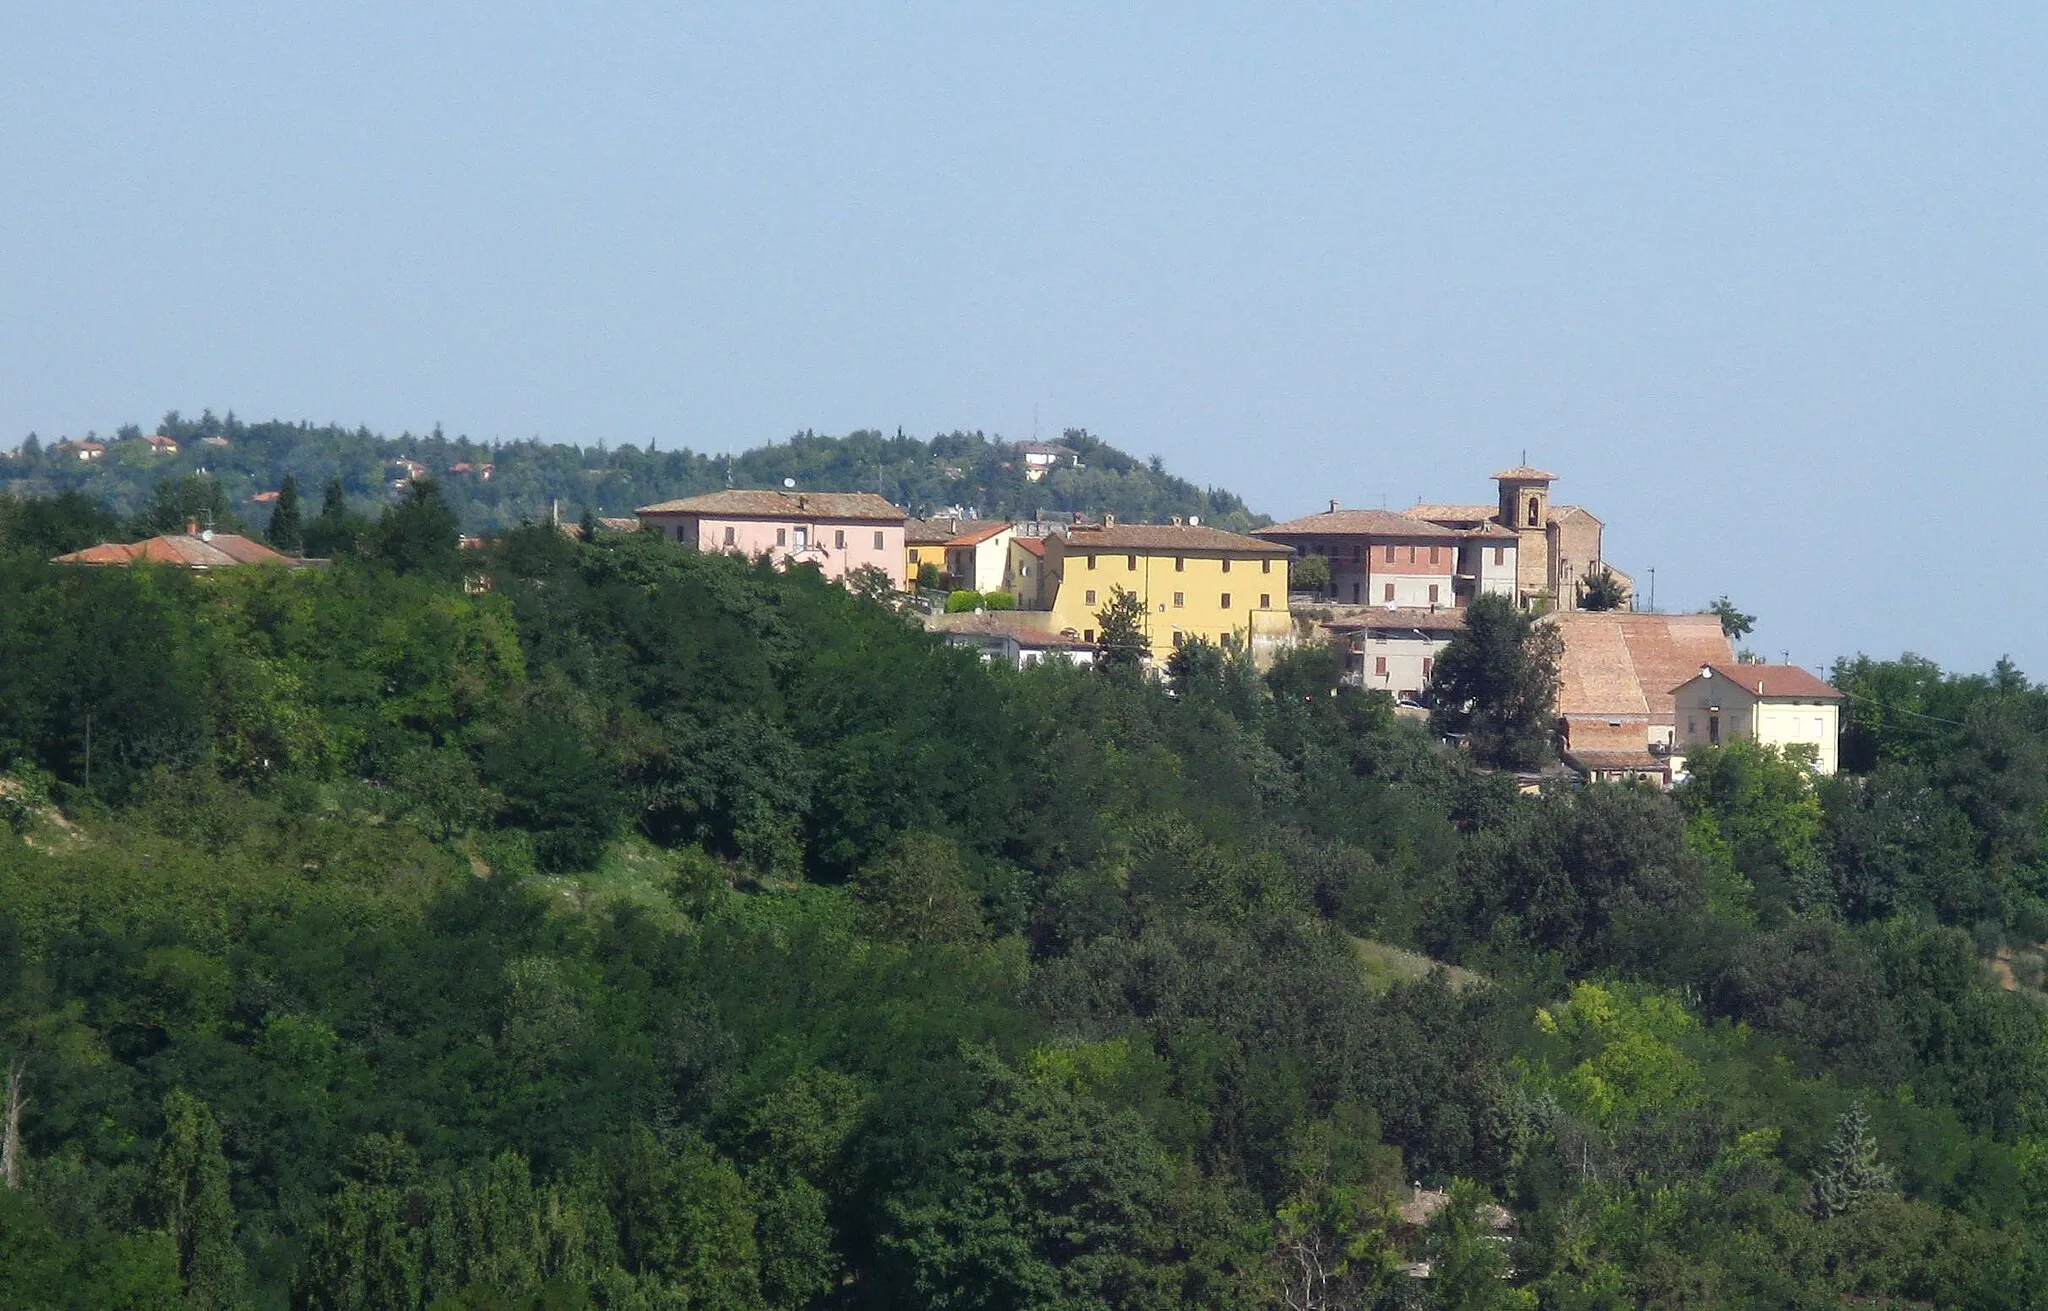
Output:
(0, 488), (2046, 1308)
(3, 413), (1262, 537)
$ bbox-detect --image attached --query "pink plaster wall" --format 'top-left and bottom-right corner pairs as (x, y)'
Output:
(641, 513), (907, 588)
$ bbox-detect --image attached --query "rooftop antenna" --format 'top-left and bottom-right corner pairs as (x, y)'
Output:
(726, 455), (734, 489)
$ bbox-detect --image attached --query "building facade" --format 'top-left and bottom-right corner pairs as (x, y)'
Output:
(1256, 506), (1481, 608)
(1330, 608), (1465, 700)
(1671, 664), (1843, 775)
(1406, 466), (1630, 611)
(1040, 518), (1292, 662)
(637, 490), (906, 588)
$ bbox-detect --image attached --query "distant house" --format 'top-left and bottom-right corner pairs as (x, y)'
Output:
(1004, 535), (1050, 609)
(905, 517), (1008, 590)
(144, 434), (179, 455)
(55, 440), (106, 462)
(1011, 441), (1079, 483)
(1327, 607), (1465, 700)
(199, 436), (231, 449)
(1672, 664), (1843, 775)
(1406, 465), (1629, 612)
(1042, 517), (1292, 664)
(944, 521), (1015, 594)
(928, 612), (1096, 669)
(1548, 611), (1733, 783)
(1258, 504), (1484, 609)
(51, 529), (321, 571)
(392, 458), (428, 481)
(250, 490), (281, 505)
(636, 490), (907, 590)
(448, 462), (475, 476)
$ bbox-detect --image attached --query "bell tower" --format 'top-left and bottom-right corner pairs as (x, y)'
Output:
(1493, 463), (1558, 606)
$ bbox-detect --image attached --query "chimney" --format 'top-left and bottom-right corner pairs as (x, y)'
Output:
(1329, 498), (1339, 513)
(1170, 515), (1183, 527)
(1103, 513), (1116, 527)
(186, 519), (199, 536)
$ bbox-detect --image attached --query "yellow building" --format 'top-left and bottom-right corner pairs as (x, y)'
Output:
(1041, 519), (1292, 663)
(1671, 663), (1843, 775)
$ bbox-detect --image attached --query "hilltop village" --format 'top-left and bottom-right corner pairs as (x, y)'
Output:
(622, 461), (1837, 787)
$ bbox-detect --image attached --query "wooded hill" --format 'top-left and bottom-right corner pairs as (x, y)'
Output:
(1, 486), (2047, 1308)
(2, 411), (1262, 537)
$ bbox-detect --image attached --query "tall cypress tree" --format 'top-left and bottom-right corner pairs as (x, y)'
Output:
(266, 474), (303, 553)
(150, 1090), (245, 1309)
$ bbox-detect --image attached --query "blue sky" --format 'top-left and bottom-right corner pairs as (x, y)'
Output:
(4, 5), (2044, 672)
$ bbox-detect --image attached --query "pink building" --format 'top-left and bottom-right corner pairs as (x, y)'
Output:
(636, 490), (907, 588)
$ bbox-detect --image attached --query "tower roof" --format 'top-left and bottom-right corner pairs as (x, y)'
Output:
(1491, 465), (1557, 482)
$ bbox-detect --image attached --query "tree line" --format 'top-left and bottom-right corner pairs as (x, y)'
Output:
(0, 487), (2045, 1307)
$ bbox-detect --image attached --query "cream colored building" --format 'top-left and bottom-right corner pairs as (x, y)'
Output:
(1407, 466), (1630, 612)
(1671, 664), (1843, 775)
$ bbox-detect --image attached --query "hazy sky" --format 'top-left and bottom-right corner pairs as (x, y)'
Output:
(4, 5), (2043, 672)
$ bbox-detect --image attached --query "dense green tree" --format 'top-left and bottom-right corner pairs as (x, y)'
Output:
(1427, 594), (1561, 769)
(366, 478), (462, 577)
(1812, 1103), (1895, 1218)
(265, 473), (303, 553)
(1710, 596), (1756, 640)
(1094, 585), (1149, 669)
(1578, 564), (1625, 611)
(148, 1090), (245, 1309)
(1290, 552), (1331, 595)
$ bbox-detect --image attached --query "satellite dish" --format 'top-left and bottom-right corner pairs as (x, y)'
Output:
(783, 477), (796, 489)
(1188, 515), (1200, 526)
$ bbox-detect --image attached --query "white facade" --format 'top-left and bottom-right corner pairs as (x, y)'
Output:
(1671, 667), (1842, 775)
(1344, 616), (1462, 699)
(1470, 537), (1519, 599)
(946, 526), (1016, 594)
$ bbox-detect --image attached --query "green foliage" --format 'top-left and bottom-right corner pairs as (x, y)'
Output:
(367, 478), (463, 577)
(942, 589), (983, 613)
(981, 589), (1016, 611)
(1094, 584), (1149, 668)
(1578, 564), (1625, 611)
(0, 487), (2043, 1306)
(1710, 595), (1756, 640)
(916, 562), (942, 590)
(1290, 551), (1331, 595)
(1428, 594), (1562, 769)
(266, 473), (303, 553)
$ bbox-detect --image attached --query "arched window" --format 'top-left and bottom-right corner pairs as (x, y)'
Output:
(1527, 496), (1540, 526)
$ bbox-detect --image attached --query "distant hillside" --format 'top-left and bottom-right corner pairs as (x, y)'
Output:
(1, 412), (1266, 536)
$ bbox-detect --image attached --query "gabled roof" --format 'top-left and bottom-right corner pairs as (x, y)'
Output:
(1406, 503), (1500, 526)
(637, 490), (906, 522)
(1551, 504), (1603, 526)
(1685, 664), (1842, 700)
(1492, 465), (1558, 482)
(1010, 440), (1075, 456)
(52, 532), (313, 569)
(1325, 607), (1468, 634)
(946, 521), (1012, 547)
(1258, 508), (1461, 539)
(1054, 522), (1291, 555)
(1549, 611), (1734, 726)
(907, 516), (1006, 545)
(1011, 535), (1046, 558)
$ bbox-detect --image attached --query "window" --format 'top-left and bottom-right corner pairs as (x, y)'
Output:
(1407, 545), (1417, 563)
(1493, 546), (1504, 566)
(794, 526), (808, 549)
(1220, 593), (1232, 610)
(1087, 554), (1096, 570)
(1423, 657), (1433, 678)
(835, 529), (846, 549)
(1127, 554), (1137, 571)
(1084, 628), (1095, 643)
(1687, 718), (1696, 735)
(1527, 496), (1540, 526)
(1221, 558), (1232, 573)
(1085, 589), (1096, 605)
(1175, 557), (1184, 572)
(1428, 584), (1440, 604)
(1385, 544), (1396, 563)
(1383, 583), (1395, 602)
(723, 526), (736, 546)
(1261, 559), (1271, 573)
(1172, 630), (1183, 648)
(1352, 543), (1362, 560)
(1375, 656), (1388, 676)
(776, 527), (787, 546)
(1351, 582), (1361, 603)
(874, 531), (885, 550)
(1173, 591), (1184, 607)
(1708, 713), (1721, 746)
(1429, 546), (1440, 565)
(1260, 593), (1271, 608)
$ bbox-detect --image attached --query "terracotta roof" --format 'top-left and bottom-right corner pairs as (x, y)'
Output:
(1689, 664), (1842, 700)
(1258, 508), (1461, 539)
(1551, 504), (1602, 525)
(1326, 607), (1468, 634)
(928, 613), (1093, 647)
(1406, 503), (1500, 526)
(1011, 440), (1075, 456)
(1012, 535), (1046, 558)
(1492, 465), (1558, 481)
(908, 516), (1006, 545)
(1054, 522), (1291, 555)
(946, 521), (1012, 547)
(52, 532), (312, 569)
(1550, 611), (1734, 727)
(250, 490), (281, 504)
(637, 490), (905, 521)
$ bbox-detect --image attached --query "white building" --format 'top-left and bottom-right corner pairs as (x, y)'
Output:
(1332, 608), (1465, 700)
(1671, 664), (1843, 775)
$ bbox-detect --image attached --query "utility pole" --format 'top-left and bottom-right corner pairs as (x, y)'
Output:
(82, 710), (90, 789)
(1648, 568), (1656, 614)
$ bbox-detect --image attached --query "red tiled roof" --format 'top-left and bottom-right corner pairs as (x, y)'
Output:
(1325, 607), (1468, 633)
(1012, 535), (1046, 558)
(1054, 522), (1290, 555)
(51, 532), (312, 569)
(1690, 664), (1842, 700)
(930, 612), (1095, 647)
(946, 521), (1011, 547)
(1259, 507), (1461, 539)
(1550, 611), (1734, 726)
(637, 490), (906, 521)
(251, 490), (281, 504)
(1405, 503), (1499, 525)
